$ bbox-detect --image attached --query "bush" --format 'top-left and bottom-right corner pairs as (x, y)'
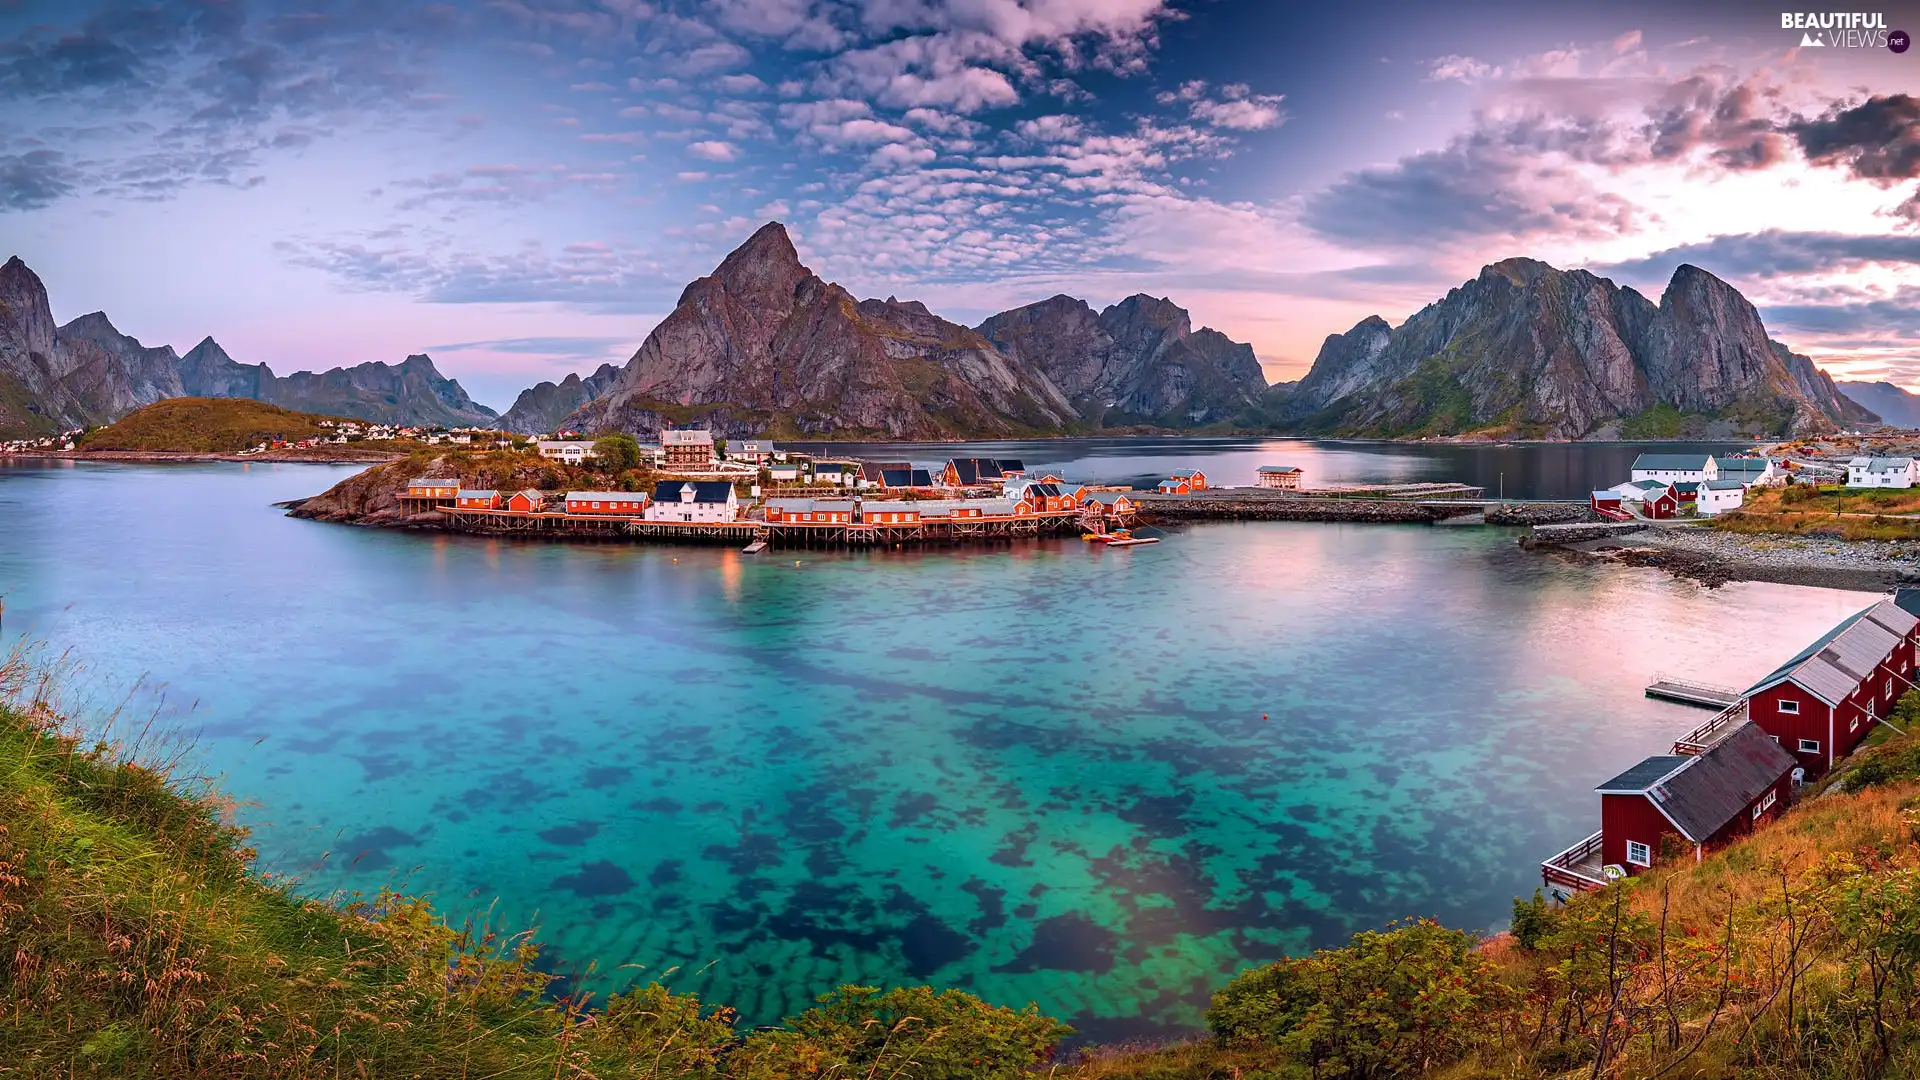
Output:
(1510, 889), (1560, 950)
(730, 985), (1071, 1080)
(594, 433), (642, 472)
(1206, 920), (1505, 1079)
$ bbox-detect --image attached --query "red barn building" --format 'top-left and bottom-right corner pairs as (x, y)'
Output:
(1642, 486), (1679, 518)
(1543, 723), (1795, 897)
(506, 489), (546, 514)
(764, 499), (854, 524)
(1743, 599), (1920, 778)
(1172, 469), (1207, 491)
(455, 489), (501, 510)
(565, 491), (649, 515)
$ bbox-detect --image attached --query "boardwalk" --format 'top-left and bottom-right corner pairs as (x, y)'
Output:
(1645, 677), (1742, 710)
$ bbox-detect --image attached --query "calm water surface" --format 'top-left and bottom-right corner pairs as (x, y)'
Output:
(0, 441), (1868, 1039)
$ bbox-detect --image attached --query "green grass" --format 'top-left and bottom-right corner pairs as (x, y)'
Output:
(76, 398), (351, 453)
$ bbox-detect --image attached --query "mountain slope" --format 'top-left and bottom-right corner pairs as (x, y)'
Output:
(178, 340), (499, 428)
(497, 363), (623, 434)
(1281, 260), (1871, 439)
(563, 223), (1076, 440)
(1839, 380), (1920, 428)
(0, 259), (184, 436)
(976, 293), (1267, 425)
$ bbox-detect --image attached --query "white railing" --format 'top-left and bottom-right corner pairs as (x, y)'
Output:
(1673, 700), (1749, 755)
(1542, 830), (1608, 892)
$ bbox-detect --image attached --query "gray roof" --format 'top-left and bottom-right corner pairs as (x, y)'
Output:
(1716, 459), (1771, 477)
(1597, 724), (1794, 842)
(1898, 588), (1920, 620)
(1257, 465), (1301, 474)
(736, 440), (774, 452)
(1851, 456), (1915, 472)
(1703, 479), (1746, 490)
(767, 498), (853, 513)
(456, 489), (498, 499)
(1632, 453), (1714, 471)
(906, 498), (1016, 517)
(1628, 480), (1668, 491)
(409, 476), (458, 486)
(1084, 490), (1137, 505)
(566, 491), (644, 501)
(1745, 601), (1911, 706)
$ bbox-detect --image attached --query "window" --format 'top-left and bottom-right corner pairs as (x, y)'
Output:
(1798, 738), (1821, 754)
(1890, 678), (1897, 697)
(1851, 715), (1860, 733)
(1753, 790), (1778, 820)
(1779, 699), (1799, 715)
(1626, 841), (1652, 867)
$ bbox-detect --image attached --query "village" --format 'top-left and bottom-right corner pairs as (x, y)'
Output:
(1542, 586), (1920, 900)
(1587, 450), (1918, 521)
(396, 428), (1261, 548)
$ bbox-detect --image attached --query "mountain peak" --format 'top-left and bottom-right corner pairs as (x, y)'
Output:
(1482, 257), (1558, 286)
(716, 221), (802, 275)
(59, 311), (124, 341)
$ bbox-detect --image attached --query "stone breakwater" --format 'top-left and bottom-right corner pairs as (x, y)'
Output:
(1140, 496), (1456, 524)
(1555, 526), (1920, 591)
(1519, 522), (1648, 547)
(1484, 502), (1596, 526)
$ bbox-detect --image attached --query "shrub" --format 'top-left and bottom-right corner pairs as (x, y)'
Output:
(730, 985), (1071, 1080)
(594, 433), (642, 472)
(1509, 889), (1560, 950)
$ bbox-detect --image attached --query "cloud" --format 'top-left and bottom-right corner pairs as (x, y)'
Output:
(687, 140), (740, 161)
(1428, 55), (1498, 82)
(0, 149), (78, 211)
(1189, 86), (1286, 131)
(277, 231), (677, 310)
(1788, 94), (1920, 181)
(1595, 231), (1920, 282)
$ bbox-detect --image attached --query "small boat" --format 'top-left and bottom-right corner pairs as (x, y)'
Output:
(1105, 535), (1160, 547)
(1083, 529), (1130, 543)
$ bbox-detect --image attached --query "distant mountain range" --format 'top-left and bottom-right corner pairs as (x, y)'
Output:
(1273, 258), (1876, 440)
(1838, 381), (1920, 429)
(557, 222), (1264, 439)
(4, 229), (1896, 443)
(0, 256), (496, 436)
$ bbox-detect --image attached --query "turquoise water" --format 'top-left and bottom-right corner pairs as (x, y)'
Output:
(0, 451), (1870, 1039)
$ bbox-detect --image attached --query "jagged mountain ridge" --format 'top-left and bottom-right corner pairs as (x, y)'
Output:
(496, 363), (624, 434)
(559, 222), (1267, 439)
(1839, 381), (1920, 428)
(1280, 258), (1873, 439)
(0, 255), (497, 435)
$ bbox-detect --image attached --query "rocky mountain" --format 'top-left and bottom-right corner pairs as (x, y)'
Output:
(496, 363), (623, 434)
(564, 223), (1080, 440)
(976, 294), (1266, 426)
(559, 222), (1266, 440)
(0, 259), (185, 436)
(0, 254), (498, 434)
(1279, 259), (1874, 440)
(1839, 381), (1920, 428)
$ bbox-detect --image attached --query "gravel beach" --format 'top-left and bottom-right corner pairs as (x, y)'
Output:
(1564, 526), (1919, 591)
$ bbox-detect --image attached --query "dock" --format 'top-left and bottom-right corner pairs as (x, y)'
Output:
(1645, 677), (1742, 710)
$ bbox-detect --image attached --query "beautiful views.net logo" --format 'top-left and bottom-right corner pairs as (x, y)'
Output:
(1780, 11), (1900, 48)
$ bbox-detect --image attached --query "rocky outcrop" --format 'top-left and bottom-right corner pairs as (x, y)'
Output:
(1280, 259), (1868, 439)
(563, 223), (1075, 440)
(0, 260), (184, 436)
(975, 293), (1267, 425)
(496, 363), (623, 434)
(177, 338), (273, 400)
(1838, 380), (1920, 427)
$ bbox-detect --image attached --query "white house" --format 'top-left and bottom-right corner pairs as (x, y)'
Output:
(537, 440), (597, 464)
(644, 480), (739, 522)
(1714, 457), (1780, 486)
(1847, 457), (1917, 489)
(731, 439), (777, 465)
(1697, 478), (1747, 516)
(1615, 480), (1669, 503)
(1630, 453), (1719, 484)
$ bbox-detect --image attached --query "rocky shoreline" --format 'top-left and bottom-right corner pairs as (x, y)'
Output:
(1554, 526), (1920, 591)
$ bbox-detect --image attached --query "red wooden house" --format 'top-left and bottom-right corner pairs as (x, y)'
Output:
(565, 491), (649, 515)
(455, 489), (501, 510)
(407, 477), (459, 500)
(1597, 722), (1795, 877)
(1172, 469), (1207, 491)
(1744, 599), (1920, 778)
(506, 489), (546, 514)
(861, 505), (921, 525)
(1643, 486), (1679, 519)
(1544, 723), (1795, 896)
(764, 499), (853, 524)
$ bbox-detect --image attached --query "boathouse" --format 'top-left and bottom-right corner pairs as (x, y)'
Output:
(565, 491), (649, 516)
(861, 504), (921, 525)
(1590, 490), (1623, 514)
(407, 477), (459, 500)
(1743, 599), (1920, 778)
(455, 489), (501, 510)
(1256, 465), (1303, 489)
(1543, 723), (1796, 897)
(1157, 478), (1191, 495)
(764, 499), (853, 524)
(1082, 491), (1137, 519)
(1171, 469), (1208, 491)
(1630, 454), (1719, 484)
(646, 480), (738, 523)
(943, 458), (1007, 487)
(506, 489), (546, 514)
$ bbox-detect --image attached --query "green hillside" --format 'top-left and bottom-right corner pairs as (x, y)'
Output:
(76, 398), (349, 453)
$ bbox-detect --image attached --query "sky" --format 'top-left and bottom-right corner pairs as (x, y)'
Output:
(2, 0), (1919, 410)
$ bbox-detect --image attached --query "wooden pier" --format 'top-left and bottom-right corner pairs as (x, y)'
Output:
(1645, 677), (1743, 710)
(433, 505), (1090, 548)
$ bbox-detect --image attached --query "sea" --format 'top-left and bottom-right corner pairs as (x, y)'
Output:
(0, 437), (1876, 1040)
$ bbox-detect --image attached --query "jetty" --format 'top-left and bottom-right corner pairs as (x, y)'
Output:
(1644, 676), (1743, 710)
